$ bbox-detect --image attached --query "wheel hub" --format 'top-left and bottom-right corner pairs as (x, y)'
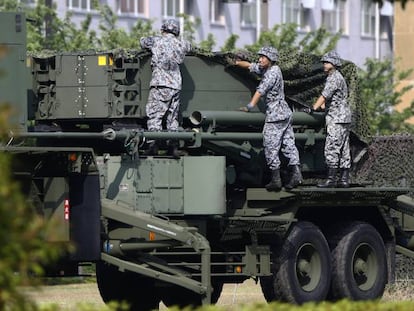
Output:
(298, 258), (311, 275)
(352, 243), (378, 290)
(354, 258), (368, 274)
(296, 243), (322, 292)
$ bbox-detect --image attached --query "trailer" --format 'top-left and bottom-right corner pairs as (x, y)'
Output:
(1, 11), (414, 311)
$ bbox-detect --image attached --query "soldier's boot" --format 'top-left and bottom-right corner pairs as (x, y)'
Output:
(337, 168), (350, 188)
(284, 165), (303, 190)
(167, 140), (180, 159)
(265, 169), (282, 192)
(144, 141), (159, 156)
(317, 168), (338, 188)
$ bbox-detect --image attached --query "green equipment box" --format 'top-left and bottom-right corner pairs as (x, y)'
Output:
(32, 52), (145, 120)
(0, 12), (28, 130)
(102, 155), (226, 215)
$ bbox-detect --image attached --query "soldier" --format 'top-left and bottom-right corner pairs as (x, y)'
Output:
(140, 19), (192, 157)
(312, 50), (352, 188)
(235, 46), (302, 191)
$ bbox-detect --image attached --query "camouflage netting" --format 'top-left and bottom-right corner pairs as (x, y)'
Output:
(352, 134), (414, 188)
(31, 48), (414, 189)
(31, 48), (368, 139)
(396, 254), (414, 280)
(217, 49), (414, 189)
(213, 49), (369, 140)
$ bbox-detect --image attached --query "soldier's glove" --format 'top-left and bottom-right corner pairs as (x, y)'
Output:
(302, 107), (314, 114)
(225, 55), (237, 67)
(235, 51), (250, 61)
(240, 102), (254, 112)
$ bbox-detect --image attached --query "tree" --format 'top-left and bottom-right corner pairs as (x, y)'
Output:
(199, 33), (216, 53)
(217, 22), (341, 56)
(0, 0), (99, 52)
(359, 58), (414, 135)
(2, 0), (412, 134)
(0, 0), (154, 52)
(0, 104), (64, 310)
(57, 12), (98, 51)
(97, 4), (154, 50)
(177, 13), (216, 52)
(220, 34), (239, 52)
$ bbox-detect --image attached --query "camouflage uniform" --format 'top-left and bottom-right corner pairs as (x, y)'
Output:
(249, 63), (300, 170)
(322, 69), (352, 169)
(140, 20), (191, 131)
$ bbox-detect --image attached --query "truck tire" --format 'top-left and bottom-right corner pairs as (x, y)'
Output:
(161, 282), (223, 308)
(328, 221), (387, 300)
(96, 261), (160, 311)
(273, 221), (331, 303)
(385, 239), (396, 284)
(260, 246), (281, 302)
(260, 276), (276, 301)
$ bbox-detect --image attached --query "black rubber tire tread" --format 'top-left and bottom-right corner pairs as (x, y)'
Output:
(96, 261), (160, 311)
(161, 282), (223, 308)
(273, 221), (332, 304)
(260, 276), (276, 302)
(260, 245), (282, 302)
(161, 287), (201, 309)
(328, 221), (387, 301)
(211, 281), (224, 303)
(385, 239), (396, 284)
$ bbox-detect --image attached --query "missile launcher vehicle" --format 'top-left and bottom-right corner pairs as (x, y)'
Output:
(1, 11), (414, 310)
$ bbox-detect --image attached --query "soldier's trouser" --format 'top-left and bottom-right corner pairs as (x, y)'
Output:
(146, 87), (180, 131)
(324, 122), (351, 169)
(263, 117), (300, 170)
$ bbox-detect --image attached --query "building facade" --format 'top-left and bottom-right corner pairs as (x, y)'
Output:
(48, 0), (394, 68)
(394, 1), (414, 122)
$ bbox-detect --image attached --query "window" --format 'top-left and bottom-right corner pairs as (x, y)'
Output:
(361, 0), (391, 38)
(117, 0), (146, 15)
(162, 0), (180, 18)
(19, 0), (36, 5)
(378, 15), (391, 39)
(162, 0), (194, 19)
(361, 0), (375, 36)
(240, 1), (256, 26)
(66, 0), (96, 11)
(321, 0), (347, 33)
(282, 0), (309, 31)
(282, 0), (300, 24)
(211, 0), (225, 24)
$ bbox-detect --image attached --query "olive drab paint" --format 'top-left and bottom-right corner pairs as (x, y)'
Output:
(2, 11), (414, 309)
(0, 12), (28, 130)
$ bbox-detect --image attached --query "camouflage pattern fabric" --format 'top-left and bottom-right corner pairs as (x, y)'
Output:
(324, 122), (351, 169)
(263, 117), (300, 170)
(353, 134), (414, 188)
(146, 87), (180, 131)
(249, 63), (292, 122)
(140, 33), (191, 90)
(322, 70), (351, 123)
(218, 50), (368, 140)
(258, 46), (279, 62)
(30, 49), (414, 189)
(321, 50), (342, 67)
(140, 32), (191, 131)
(161, 19), (180, 37)
(322, 68), (351, 169)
